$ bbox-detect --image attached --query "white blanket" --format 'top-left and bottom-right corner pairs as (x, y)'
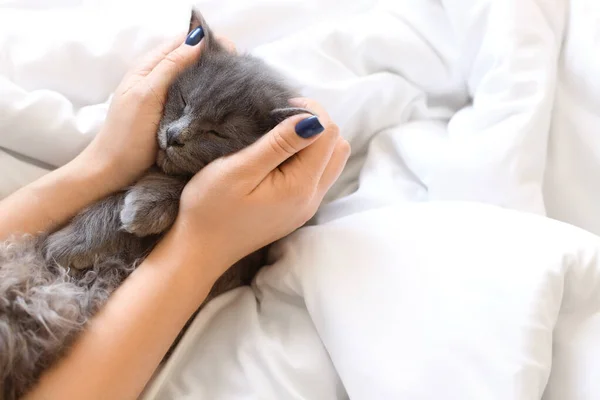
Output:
(2, 0), (600, 399)
(145, 202), (600, 400)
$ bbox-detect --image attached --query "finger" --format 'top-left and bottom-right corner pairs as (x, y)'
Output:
(127, 33), (187, 78)
(146, 28), (205, 93)
(231, 113), (326, 182)
(280, 98), (338, 183)
(282, 121), (339, 186)
(316, 138), (351, 197)
(215, 35), (237, 54)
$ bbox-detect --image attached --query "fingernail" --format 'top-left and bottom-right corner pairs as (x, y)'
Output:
(295, 116), (324, 138)
(185, 27), (204, 46)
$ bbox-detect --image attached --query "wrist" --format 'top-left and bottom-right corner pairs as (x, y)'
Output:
(142, 221), (229, 305)
(73, 131), (152, 194)
(70, 136), (146, 194)
(63, 153), (120, 198)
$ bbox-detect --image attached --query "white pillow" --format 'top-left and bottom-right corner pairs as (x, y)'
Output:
(145, 202), (600, 399)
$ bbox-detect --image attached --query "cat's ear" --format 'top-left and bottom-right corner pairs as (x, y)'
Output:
(270, 107), (315, 125)
(189, 9), (221, 52)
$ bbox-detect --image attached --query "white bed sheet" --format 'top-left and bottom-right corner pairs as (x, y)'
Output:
(2, 0), (600, 399)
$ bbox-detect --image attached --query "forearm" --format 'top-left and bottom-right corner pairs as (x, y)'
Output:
(26, 225), (220, 400)
(0, 153), (123, 240)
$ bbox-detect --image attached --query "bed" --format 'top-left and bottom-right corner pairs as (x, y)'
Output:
(1, 0), (600, 399)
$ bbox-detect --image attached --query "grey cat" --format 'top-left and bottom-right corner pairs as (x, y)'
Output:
(0, 10), (311, 400)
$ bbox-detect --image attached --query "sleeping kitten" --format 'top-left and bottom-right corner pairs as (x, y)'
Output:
(0, 10), (311, 400)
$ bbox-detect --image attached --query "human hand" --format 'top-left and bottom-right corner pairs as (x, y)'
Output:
(77, 28), (206, 192)
(171, 98), (350, 280)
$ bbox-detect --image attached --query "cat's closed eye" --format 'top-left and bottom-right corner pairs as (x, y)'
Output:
(179, 91), (186, 107)
(207, 130), (226, 138)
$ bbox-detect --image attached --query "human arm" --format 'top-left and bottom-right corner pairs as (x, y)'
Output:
(0, 33), (203, 241)
(0, 156), (120, 241)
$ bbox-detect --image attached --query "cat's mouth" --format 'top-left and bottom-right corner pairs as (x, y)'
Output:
(156, 149), (180, 175)
(156, 148), (201, 176)
(156, 148), (168, 166)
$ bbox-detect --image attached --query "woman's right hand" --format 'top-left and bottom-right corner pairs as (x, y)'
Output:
(169, 98), (350, 281)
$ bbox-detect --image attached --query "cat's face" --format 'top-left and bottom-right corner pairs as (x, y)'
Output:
(156, 27), (307, 176)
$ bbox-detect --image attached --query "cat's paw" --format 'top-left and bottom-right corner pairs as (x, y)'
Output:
(43, 226), (97, 270)
(120, 188), (178, 237)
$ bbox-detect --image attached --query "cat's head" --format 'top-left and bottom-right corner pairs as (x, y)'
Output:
(156, 10), (310, 176)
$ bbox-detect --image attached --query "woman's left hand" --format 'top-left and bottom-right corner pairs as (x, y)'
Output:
(77, 30), (205, 191)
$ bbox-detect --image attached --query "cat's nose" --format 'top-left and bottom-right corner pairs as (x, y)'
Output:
(166, 126), (184, 147)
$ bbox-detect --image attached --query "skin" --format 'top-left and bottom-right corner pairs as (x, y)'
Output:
(0, 32), (350, 399)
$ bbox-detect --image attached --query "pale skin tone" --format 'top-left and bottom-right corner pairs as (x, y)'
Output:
(0, 33), (350, 399)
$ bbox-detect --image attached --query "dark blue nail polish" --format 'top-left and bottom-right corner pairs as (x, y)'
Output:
(185, 27), (204, 46)
(295, 116), (324, 138)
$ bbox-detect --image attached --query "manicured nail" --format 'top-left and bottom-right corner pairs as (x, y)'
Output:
(295, 116), (324, 138)
(185, 27), (204, 46)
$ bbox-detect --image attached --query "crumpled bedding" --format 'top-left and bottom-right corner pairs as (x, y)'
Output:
(145, 202), (600, 400)
(1, 0), (600, 399)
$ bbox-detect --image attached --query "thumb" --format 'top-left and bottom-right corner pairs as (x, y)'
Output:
(146, 27), (205, 93)
(233, 114), (325, 181)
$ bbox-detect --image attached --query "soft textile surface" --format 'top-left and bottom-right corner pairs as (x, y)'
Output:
(2, 0), (600, 399)
(144, 202), (600, 400)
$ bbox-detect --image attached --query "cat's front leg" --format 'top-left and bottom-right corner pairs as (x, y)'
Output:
(43, 193), (131, 269)
(120, 172), (186, 237)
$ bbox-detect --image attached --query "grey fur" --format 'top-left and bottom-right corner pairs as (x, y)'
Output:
(120, 171), (186, 237)
(0, 235), (133, 399)
(0, 10), (310, 399)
